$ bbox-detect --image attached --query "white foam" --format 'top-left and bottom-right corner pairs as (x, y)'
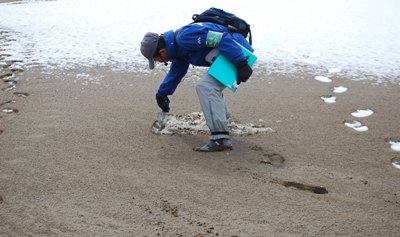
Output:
(351, 109), (374, 118)
(320, 95), (336, 103)
(389, 141), (400, 152)
(333, 86), (348, 93)
(344, 120), (368, 132)
(314, 76), (332, 83)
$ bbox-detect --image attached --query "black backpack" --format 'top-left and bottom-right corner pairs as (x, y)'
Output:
(192, 7), (252, 45)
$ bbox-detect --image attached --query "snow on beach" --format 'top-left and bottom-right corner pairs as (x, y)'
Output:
(0, 0), (400, 82)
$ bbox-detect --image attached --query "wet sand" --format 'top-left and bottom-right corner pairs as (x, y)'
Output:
(1, 40), (400, 235)
(0, 0), (20, 4)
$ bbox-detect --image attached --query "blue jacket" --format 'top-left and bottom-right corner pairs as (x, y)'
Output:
(156, 22), (254, 97)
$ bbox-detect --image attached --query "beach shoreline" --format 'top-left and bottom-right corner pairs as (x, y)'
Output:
(1, 55), (400, 236)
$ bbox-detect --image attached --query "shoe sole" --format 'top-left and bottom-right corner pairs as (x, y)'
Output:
(193, 146), (233, 152)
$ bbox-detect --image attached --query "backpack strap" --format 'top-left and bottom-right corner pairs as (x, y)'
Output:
(248, 28), (252, 45)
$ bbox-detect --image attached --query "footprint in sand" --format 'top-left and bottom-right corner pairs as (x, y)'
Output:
(261, 153), (285, 168)
(248, 145), (286, 168)
(387, 139), (400, 169)
(0, 73), (13, 80)
(321, 86), (348, 104)
(333, 86), (348, 93)
(1, 84), (16, 92)
(351, 109), (374, 118)
(343, 109), (373, 131)
(9, 62), (24, 73)
(2, 77), (17, 83)
(1, 108), (18, 114)
(0, 100), (15, 106)
(320, 95), (336, 104)
(281, 181), (328, 194)
(271, 179), (328, 194)
(391, 157), (400, 169)
(388, 140), (400, 152)
(344, 120), (368, 132)
(314, 76), (332, 83)
(13, 92), (29, 97)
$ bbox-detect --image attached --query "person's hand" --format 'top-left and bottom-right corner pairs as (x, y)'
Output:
(156, 95), (170, 112)
(235, 60), (253, 85)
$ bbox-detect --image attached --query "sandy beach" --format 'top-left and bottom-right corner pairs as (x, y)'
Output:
(1, 56), (400, 237)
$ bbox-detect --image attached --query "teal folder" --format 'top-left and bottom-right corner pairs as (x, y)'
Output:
(208, 45), (257, 92)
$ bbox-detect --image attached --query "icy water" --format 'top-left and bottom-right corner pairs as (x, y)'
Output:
(0, 0), (400, 82)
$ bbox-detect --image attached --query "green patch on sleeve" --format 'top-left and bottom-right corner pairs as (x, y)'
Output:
(206, 31), (223, 47)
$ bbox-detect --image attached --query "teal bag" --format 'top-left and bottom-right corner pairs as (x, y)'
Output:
(208, 44), (257, 92)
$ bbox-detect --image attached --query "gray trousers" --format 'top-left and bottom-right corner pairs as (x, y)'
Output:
(195, 73), (230, 140)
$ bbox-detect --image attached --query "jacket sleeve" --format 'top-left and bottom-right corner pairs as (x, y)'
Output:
(218, 32), (251, 64)
(156, 59), (190, 97)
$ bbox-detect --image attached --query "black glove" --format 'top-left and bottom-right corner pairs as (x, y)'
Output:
(235, 60), (253, 85)
(156, 95), (170, 112)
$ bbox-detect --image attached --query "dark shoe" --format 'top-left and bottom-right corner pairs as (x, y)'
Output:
(193, 138), (233, 152)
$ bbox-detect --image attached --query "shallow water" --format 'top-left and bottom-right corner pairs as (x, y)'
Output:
(0, 0), (399, 82)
